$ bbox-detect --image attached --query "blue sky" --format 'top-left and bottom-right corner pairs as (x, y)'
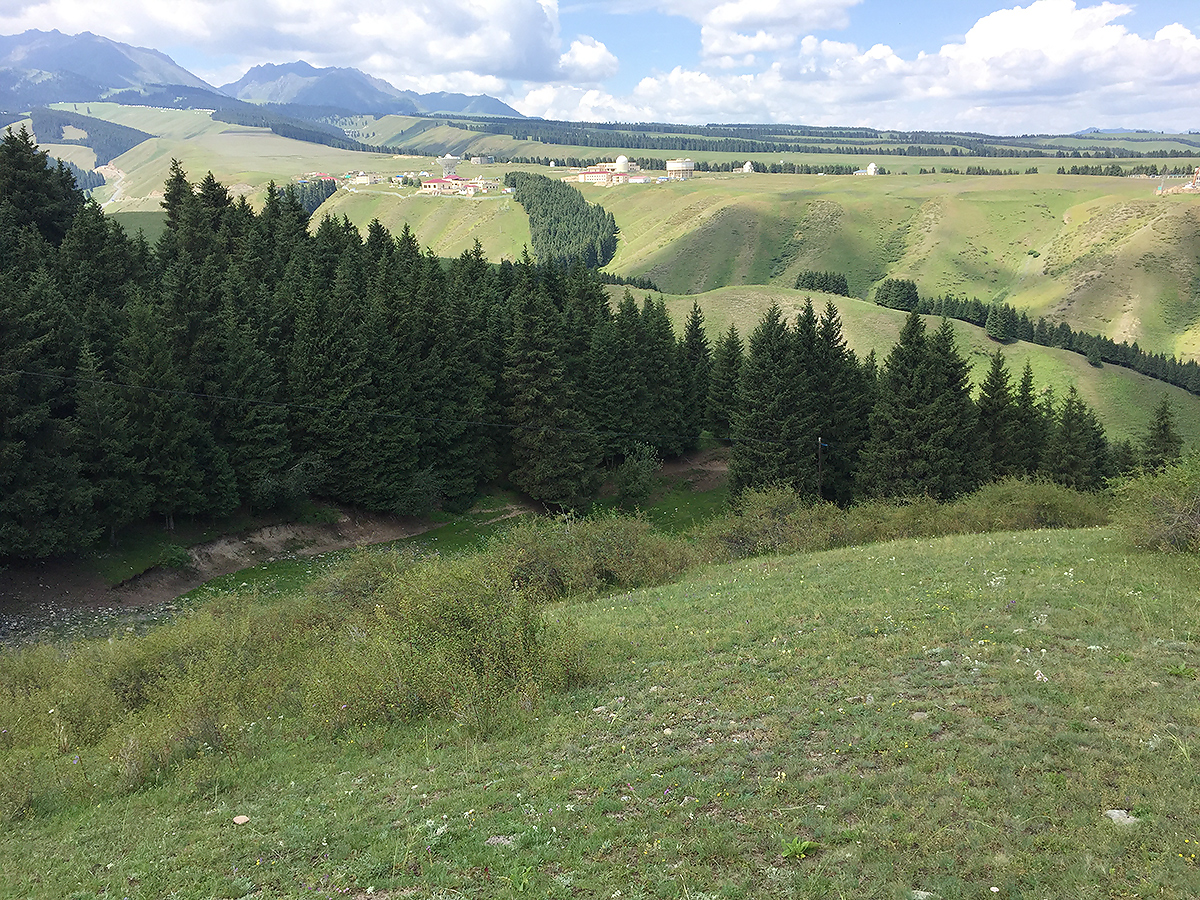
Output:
(3, 0), (1198, 132)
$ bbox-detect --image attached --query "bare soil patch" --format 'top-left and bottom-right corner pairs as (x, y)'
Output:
(658, 445), (730, 493)
(0, 509), (433, 643)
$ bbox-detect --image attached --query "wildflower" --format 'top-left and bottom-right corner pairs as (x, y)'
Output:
(1035, 670), (1049, 683)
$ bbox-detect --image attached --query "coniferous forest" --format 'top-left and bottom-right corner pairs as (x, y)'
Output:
(0, 127), (1128, 561)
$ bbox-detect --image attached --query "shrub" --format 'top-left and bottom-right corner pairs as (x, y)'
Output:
(696, 479), (1109, 561)
(1116, 454), (1200, 552)
(613, 443), (661, 507)
(492, 514), (696, 603)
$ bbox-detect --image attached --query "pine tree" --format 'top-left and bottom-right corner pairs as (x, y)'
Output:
(505, 273), (600, 509)
(922, 318), (982, 497)
(728, 305), (796, 494)
(0, 267), (94, 556)
(706, 324), (743, 442)
(976, 349), (1019, 479)
(1141, 395), (1184, 471)
(813, 300), (872, 504)
(680, 301), (712, 450)
(639, 297), (686, 457)
(1012, 361), (1045, 476)
(858, 311), (930, 498)
(72, 343), (151, 543)
(1040, 386), (1108, 490)
(0, 125), (85, 246)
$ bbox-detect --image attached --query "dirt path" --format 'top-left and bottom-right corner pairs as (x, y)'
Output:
(0, 509), (435, 644)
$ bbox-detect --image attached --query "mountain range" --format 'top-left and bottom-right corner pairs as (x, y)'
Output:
(0, 29), (522, 118)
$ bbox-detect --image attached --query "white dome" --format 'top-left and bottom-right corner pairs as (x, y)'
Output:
(615, 155), (630, 173)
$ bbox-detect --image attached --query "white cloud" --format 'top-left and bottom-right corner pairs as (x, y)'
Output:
(557, 35), (619, 81)
(648, 0), (862, 60)
(520, 1), (1200, 132)
(0, 0), (567, 83)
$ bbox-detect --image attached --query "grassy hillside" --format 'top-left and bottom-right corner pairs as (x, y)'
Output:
(4, 516), (1199, 899)
(593, 173), (1200, 360)
(60, 103), (442, 215)
(645, 284), (1200, 445)
(45, 105), (1200, 359)
(317, 185), (532, 261)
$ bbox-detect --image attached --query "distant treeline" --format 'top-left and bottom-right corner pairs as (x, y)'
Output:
(28, 108), (152, 166)
(211, 108), (397, 154)
(504, 172), (618, 268)
(503, 155), (866, 176)
(450, 116), (1200, 160)
(279, 177), (338, 214)
(924, 166), (1040, 176)
(61, 159), (104, 192)
(872, 278), (1200, 395)
(597, 270), (660, 292)
(794, 270), (851, 296)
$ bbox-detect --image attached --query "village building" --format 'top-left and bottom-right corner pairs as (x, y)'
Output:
(666, 158), (695, 179)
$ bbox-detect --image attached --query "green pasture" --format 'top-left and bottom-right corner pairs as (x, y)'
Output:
(318, 187), (532, 261)
(4, 512), (1200, 899)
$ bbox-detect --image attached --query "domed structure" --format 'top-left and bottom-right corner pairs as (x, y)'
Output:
(615, 155), (630, 174)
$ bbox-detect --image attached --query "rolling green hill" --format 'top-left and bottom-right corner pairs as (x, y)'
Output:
(44, 104), (1200, 361)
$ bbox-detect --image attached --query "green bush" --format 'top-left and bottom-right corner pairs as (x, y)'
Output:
(1116, 454), (1200, 552)
(492, 514), (697, 603)
(696, 479), (1110, 561)
(613, 443), (661, 507)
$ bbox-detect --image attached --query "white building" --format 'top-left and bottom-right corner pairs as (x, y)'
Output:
(666, 158), (695, 180)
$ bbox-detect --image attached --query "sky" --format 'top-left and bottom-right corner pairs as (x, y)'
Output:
(2, 0), (1199, 133)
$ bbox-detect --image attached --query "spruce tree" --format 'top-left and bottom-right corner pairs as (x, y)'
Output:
(639, 297), (686, 457)
(680, 301), (712, 451)
(505, 272), (600, 509)
(858, 311), (930, 498)
(706, 324), (743, 442)
(1012, 361), (1045, 476)
(1141, 395), (1184, 471)
(728, 305), (796, 494)
(1040, 386), (1108, 490)
(976, 349), (1019, 479)
(814, 300), (872, 504)
(0, 268), (94, 556)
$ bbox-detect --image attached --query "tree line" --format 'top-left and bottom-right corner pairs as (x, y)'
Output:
(0, 127), (1184, 562)
(27, 108), (152, 167)
(503, 172), (618, 268)
(871, 276), (1200, 396)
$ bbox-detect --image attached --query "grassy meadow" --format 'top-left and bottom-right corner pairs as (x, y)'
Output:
(3, 478), (1200, 899)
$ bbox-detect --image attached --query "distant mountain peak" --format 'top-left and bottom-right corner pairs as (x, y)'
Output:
(221, 60), (523, 118)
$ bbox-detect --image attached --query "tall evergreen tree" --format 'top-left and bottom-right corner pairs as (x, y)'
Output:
(0, 268), (94, 556)
(706, 324), (743, 442)
(1039, 386), (1108, 490)
(1141, 395), (1184, 471)
(813, 300), (872, 504)
(729, 305), (797, 494)
(680, 301), (712, 451)
(976, 349), (1019, 479)
(639, 297), (686, 457)
(505, 272), (600, 509)
(1012, 361), (1046, 476)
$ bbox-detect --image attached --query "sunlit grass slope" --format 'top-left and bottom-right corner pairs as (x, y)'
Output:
(48, 106), (1200, 357)
(643, 284), (1200, 445)
(317, 185), (532, 261)
(3, 525), (1199, 899)
(595, 172), (1200, 359)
